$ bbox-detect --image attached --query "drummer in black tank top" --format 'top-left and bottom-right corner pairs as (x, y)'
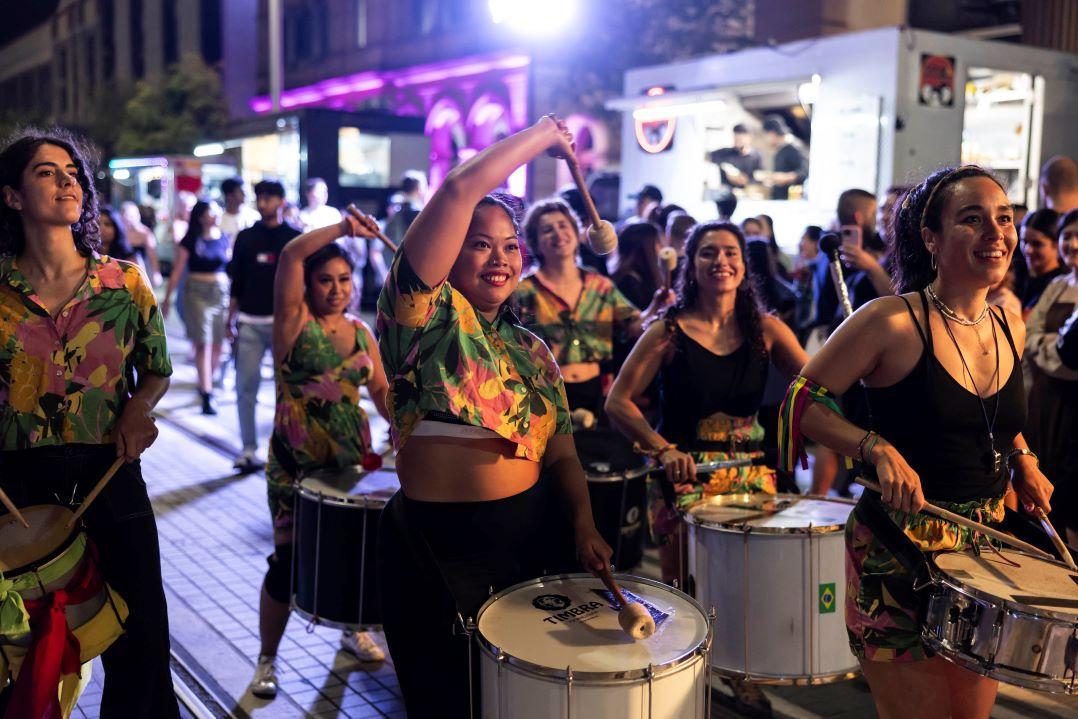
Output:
(782, 167), (1053, 719)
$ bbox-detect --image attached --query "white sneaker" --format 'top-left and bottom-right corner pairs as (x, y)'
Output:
(249, 654), (279, 699)
(340, 631), (385, 662)
(233, 450), (260, 474)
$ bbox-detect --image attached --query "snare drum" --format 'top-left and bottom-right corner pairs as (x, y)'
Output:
(925, 548), (1078, 694)
(685, 493), (859, 684)
(0, 505), (128, 685)
(292, 466), (399, 630)
(476, 573), (711, 719)
(574, 428), (652, 570)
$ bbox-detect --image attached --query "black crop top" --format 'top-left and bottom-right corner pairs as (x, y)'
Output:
(865, 292), (1026, 503)
(181, 234), (230, 274)
(658, 322), (768, 448)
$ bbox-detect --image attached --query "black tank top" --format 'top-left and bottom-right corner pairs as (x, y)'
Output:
(864, 292), (1026, 502)
(658, 322), (768, 447)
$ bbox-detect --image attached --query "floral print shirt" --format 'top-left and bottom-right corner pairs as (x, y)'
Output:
(0, 253), (172, 450)
(377, 249), (571, 462)
(513, 269), (639, 365)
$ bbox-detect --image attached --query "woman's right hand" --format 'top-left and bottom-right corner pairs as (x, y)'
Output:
(340, 206), (380, 238)
(660, 448), (696, 486)
(871, 440), (925, 514)
(542, 115), (575, 160)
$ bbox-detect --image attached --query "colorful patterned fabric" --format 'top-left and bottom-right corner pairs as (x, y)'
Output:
(845, 494), (1005, 662)
(0, 253), (172, 450)
(266, 318), (377, 515)
(778, 375), (853, 471)
(377, 250), (571, 462)
(513, 269), (639, 365)
(647, 412), (777, 541)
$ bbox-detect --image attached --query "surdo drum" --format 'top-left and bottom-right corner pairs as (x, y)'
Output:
(924, 548), (1078, 694)
(685, 493), (859, 684)
(292, 466), (399, 630)
(476, 574), (712, 718)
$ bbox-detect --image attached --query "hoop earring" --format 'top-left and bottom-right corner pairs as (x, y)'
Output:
(930, 254), (937, 272)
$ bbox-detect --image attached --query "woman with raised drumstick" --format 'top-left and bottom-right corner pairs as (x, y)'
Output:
(376, 116), (611, 718)
(0, 129), (178, 716)
(247, 211), (391, 698)
(779, 166), (1053, 718)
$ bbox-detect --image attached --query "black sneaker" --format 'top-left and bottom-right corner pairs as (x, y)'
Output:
(200, 391), (217, 415)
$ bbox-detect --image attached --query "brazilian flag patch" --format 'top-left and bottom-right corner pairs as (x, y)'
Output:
(818, 583), (836, 613)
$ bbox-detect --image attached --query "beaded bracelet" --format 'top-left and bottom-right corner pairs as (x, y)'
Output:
(858, 430), (880, 465)
(633, 441), (677, 458)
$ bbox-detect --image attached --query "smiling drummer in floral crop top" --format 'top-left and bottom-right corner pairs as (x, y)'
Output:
(375, 115), (611, 719)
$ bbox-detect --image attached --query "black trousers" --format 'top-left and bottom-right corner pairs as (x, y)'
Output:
(377, 479), (575, 719)
(0, 444), (180, 719)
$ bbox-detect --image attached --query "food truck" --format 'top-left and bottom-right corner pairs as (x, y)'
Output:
(608, 26), (1078, 251)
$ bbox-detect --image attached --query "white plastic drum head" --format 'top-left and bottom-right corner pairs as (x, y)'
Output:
(299, 467), (399, 504)
(935, 550), (1078, 614)
(686, 494), (853, 533)
(477, 576), (708, 675)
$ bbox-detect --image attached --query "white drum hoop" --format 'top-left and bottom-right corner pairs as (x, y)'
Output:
(683, 493), (856, 535)
(297, 467), (399, 510)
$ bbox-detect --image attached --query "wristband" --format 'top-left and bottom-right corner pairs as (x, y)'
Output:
(633, 441), (676, 458)
(1004, 448), (1038, 473)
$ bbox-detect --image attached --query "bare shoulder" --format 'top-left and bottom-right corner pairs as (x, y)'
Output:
(760, 313), (794, 337)
(999, 305), (1025, 345)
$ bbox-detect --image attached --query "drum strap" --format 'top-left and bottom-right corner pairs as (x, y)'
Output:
(853, 491), (932, 587)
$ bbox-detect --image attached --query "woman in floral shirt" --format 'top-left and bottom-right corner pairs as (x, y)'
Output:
(0, 129), (177, 717)
(247, 209), (391, 699)
(376, 116), (611, 718)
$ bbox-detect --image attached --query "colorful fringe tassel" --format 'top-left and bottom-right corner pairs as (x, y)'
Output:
(777, 375), (852, 472)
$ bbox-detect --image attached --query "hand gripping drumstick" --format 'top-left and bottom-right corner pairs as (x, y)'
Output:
(597, 566), (656, 640)
(658, 247), (678, 290)
(345, 204), (398, 254)
(563, 156), (618, 256)
(0, 488), (30, 528)
(854, 477), (1054, 560)
(1033, 507), (1077, 570)
(65, 458), (125, 530)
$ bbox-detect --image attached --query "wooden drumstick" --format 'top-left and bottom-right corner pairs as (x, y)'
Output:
(1033, 507), (1077, 570)
(854, 477), (1054, 560)
(658, 247), (678, 290)
(0, 487), (29, 529)
(345, 204), (399, 254)
(563, 156), (617, 255)
(66, 458), (125, 530)
(597, 566), (656, 640)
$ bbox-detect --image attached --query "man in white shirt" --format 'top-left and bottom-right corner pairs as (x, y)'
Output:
(220, 177), (260, 240)
(298, 177), (342, 231)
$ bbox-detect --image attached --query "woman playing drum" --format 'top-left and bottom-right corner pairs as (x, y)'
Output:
(0, 129), (178, 716)
(375, 116), (611, 718)
(781, 166), (1054, 718)
(247, 212), (391, 698)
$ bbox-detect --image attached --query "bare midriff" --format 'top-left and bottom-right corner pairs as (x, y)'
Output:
(187, 271), (227, 282)
(396, 434), (540, 502)
(561, 361), (600, 383)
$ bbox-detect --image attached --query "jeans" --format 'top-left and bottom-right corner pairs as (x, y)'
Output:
(236, 321), (274, 453)
(0, 444), (180, 719)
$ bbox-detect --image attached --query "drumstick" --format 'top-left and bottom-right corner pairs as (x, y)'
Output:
(658, 247), (678, 290)
(344, 204), (399, 254)
(0, 487), (29, 529)
(1033, 507), (1077, 571)
(563, 156), (617, 255)
(854, 477), (1054, 560)
(65, 458), (125, 530)
(597, 566), (656, 640)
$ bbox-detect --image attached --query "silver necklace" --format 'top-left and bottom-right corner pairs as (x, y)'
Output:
(926, 283), (989, 326)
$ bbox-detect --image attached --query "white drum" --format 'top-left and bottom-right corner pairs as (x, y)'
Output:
(685, 493), (859, 684)
(476, 574), (711, 718)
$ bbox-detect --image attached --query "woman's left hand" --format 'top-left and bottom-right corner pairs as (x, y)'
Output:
(575, 523), (613, 575)
(114, 399), (160, 461)
(1012, 457), (1054, 514)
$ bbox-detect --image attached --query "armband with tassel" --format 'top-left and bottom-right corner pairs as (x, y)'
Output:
(778, 375), (853, 472)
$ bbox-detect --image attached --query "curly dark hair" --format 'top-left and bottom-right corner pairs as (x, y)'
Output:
(0, 127), (101, 256)
(891, 165), (1006, 293)
(663, 221), (767, 360)
(522, 197), (581, 267)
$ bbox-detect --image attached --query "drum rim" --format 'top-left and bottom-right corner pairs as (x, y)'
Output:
(683, 493), (855, 535)
(929, 549), (1078, 624)
(474, 572), (712, 682)
(296, 467), (398, 509)
(0, 514), (83, 577)
(921, 635), (1076, 695)
(584, 463), (653, 483)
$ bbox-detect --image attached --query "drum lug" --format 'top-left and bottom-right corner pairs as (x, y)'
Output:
(646, 663), (655, 719)
(565, 664), (573, 719)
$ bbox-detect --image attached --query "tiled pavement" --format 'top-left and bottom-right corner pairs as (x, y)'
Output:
(67, 317), (1078, 718)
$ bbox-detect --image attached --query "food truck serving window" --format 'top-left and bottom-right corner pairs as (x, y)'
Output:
(339, 127), (391, 188)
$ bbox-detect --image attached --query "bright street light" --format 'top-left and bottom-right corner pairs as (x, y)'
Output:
(488, 0), (577, 35)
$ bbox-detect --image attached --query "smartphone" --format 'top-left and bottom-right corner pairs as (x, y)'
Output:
(840, 225), (862, 250)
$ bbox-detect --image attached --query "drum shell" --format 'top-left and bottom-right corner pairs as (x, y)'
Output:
(293, 487), (383, 629)
(586, 468), (649, 571)
(688, 510), (858, 683)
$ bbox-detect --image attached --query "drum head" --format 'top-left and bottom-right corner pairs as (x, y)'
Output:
(574, 428), (648, 477)
(686, 494), (854, 533)
(934, 549), (1078, 618)
(477, 574), (708, 678)
(0, 505), (76, 572)
(299, 467), (400, 505)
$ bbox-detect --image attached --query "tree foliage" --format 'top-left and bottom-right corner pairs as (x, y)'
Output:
(115, 54), (227, 156)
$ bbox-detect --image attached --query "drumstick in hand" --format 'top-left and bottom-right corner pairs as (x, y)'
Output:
(1033, 507), (1077, 570)
(344, 204), (398, 254)
(66, 458), (125, 530)
(597, 566), (656, 640)
(563, 156), (617, 255)
(0, 488), (29, 529)
(658, 247), (678, 290)
(854, 477), (1054, 560)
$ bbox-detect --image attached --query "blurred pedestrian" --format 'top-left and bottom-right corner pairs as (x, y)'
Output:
(99, 204), (137, 262)
(1020, 208), (1064, 313)
(120, 200), (161, 286)
(220, 176), (259, 240)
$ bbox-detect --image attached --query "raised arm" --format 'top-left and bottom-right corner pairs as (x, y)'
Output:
(402, 116), (572, 287)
